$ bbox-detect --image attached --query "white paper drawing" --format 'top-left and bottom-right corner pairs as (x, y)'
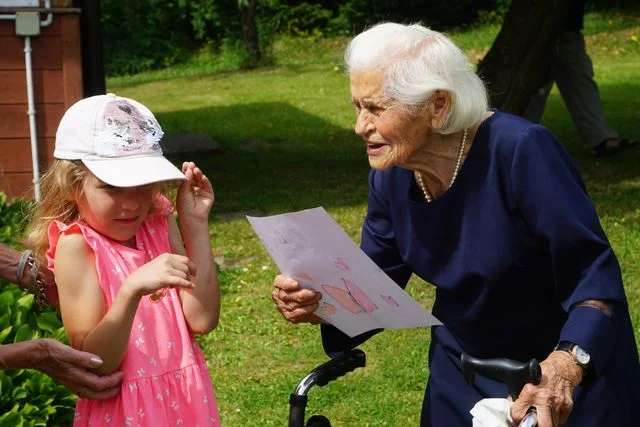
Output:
(247, 207), (441, 337)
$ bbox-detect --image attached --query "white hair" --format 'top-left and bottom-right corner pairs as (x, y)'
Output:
(344, 22), (488, 134)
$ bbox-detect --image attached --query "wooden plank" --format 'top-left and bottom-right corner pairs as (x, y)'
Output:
(40, 15), (63, 36)
(0, 103), (64, 138)
(0, 69), (64, 104)
(0, 21), (13, 37)
(0, 172), (36, 200)
(60, 14), (81, 107)
(0, 33), (62, 70)
(0, 137), (54, 173)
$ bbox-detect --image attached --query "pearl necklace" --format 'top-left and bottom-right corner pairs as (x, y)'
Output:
(416, 128), (468, 203)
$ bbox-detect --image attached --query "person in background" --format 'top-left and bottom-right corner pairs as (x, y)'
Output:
(271, 22), (640, 427)
(26, 93), (221, 426)
(0, 241), (123, 400)
(523, 0), (637, 156)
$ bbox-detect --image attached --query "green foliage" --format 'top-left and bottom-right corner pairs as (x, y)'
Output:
(0, 193), (29, 247)
(102, 0), (275, 76)
(101, 0), (506, 76)
(477, 0), (512, 26)
(267, 2), (333, 36)
(101, 0), (194, 75)
(179, 0), (220, 41)
(0, 193), (75, 426)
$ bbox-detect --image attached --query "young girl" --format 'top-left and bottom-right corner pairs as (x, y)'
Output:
(27, 94), (221, 426)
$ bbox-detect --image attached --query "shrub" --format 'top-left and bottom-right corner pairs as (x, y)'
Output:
(0, 193), (75, 426)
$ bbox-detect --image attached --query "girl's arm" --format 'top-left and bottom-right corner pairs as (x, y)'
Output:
(54, 233), (141, 375)
(171, 162), (220, 334)
(55, 233), (197, 375)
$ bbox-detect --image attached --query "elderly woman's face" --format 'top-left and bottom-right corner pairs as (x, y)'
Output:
(350, 71), (431, 170)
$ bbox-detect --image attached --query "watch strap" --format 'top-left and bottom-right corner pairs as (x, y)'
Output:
(554, 341), (575, 353)
(554, 341), (590, 375)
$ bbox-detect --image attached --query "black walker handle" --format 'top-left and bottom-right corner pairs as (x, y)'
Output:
(460, 352), (542, 399)
(289, 349), (366, 427)
(311, 349), (366, 387)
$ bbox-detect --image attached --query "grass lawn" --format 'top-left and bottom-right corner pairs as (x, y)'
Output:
(108, 8), (640, 426)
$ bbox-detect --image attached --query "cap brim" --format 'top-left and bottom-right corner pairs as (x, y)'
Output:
(83, 155), (186, 187)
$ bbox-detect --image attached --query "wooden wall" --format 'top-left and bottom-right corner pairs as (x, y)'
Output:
(0, 10), (82, 200)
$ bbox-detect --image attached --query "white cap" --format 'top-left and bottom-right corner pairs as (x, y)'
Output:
(54, 93), (185, 187)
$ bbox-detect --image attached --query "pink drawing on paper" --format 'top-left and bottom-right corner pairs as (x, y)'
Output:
(321, 278), (378, 315)
(380, 295), (399, 307)
(321, 284), (362, 314)
(294, 272), (313, 282)
(319, 302), (337, 316)
(342, 278), (377, 312)
(334, 257), (350, 272)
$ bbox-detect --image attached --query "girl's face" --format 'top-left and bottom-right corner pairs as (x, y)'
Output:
(77, 173), (154, 248)
(350, 71), (432, 171)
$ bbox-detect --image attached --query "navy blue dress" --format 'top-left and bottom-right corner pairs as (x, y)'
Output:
(321, 111), (640, 426)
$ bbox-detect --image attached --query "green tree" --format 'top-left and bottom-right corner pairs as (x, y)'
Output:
(238, 0), (261, 63)
(477, 0), (574, 114)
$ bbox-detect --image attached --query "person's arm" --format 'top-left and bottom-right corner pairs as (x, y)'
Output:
(0, 338), (123, 400)
(173, 162), (220, 334)
(54, 231), (131, 375)
(0, 242), (58, 306)
(0, 241), (24, 284)
(507, 125), (624, 374)
(506, 125), (626, 425)
(55, 231), (197, 375)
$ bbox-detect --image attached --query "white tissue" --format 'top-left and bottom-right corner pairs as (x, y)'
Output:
(470, 398), (514, 427)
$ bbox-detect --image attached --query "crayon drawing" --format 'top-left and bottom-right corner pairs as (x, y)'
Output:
(321, 278), (378, 315)
(293, 272), (313, 282)
(334, 257), (351, 272)
(380, 295), (399, 307)
(263, 226), (308, 254)
(319, 302), (337, 316)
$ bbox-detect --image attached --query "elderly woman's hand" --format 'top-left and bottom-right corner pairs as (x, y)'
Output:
(272, 274), (324, 324)
(36, 338), (124, 400)
(510, 351), (583, 427)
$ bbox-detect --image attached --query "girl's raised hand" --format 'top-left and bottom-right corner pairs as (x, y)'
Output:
(177, 162), (214, 222)
(123, 253), (196, 298)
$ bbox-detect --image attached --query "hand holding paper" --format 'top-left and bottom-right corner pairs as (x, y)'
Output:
(247, 207), (441, 337)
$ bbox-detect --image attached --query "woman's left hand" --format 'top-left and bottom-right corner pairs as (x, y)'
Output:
(177, 162), (215, 222)
(510, 351), (583, 427)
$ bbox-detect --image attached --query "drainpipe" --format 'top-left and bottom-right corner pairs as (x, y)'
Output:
(0, 0), (53, 201)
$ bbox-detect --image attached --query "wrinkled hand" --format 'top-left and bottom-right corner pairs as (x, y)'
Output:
(123, 253), (196, 297)
(511, 351), (582, 427)
(272, 274), (324, 324)
(37, 338), (124, 400)
(177, 161), (214, 223)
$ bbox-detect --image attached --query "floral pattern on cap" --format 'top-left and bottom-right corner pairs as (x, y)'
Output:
(95, 100), (164, 158)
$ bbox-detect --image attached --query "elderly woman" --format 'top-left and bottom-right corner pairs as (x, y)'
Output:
(272, 23), (640, 427)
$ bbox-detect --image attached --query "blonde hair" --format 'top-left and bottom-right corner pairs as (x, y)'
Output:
(344, 22), (488, 134)
(25, 160), (89, 271)
(25, 159), (169, 272)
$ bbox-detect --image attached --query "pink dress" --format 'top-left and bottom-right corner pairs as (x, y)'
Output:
(47, 197), (220, 427)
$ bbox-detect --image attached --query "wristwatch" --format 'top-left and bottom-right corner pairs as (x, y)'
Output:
(554, 341), (591, 373)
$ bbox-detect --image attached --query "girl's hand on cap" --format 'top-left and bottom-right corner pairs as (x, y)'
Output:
(177, 162), (214, 223)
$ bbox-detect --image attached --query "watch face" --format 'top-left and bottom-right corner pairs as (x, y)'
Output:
(574, 346), (591, 365)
